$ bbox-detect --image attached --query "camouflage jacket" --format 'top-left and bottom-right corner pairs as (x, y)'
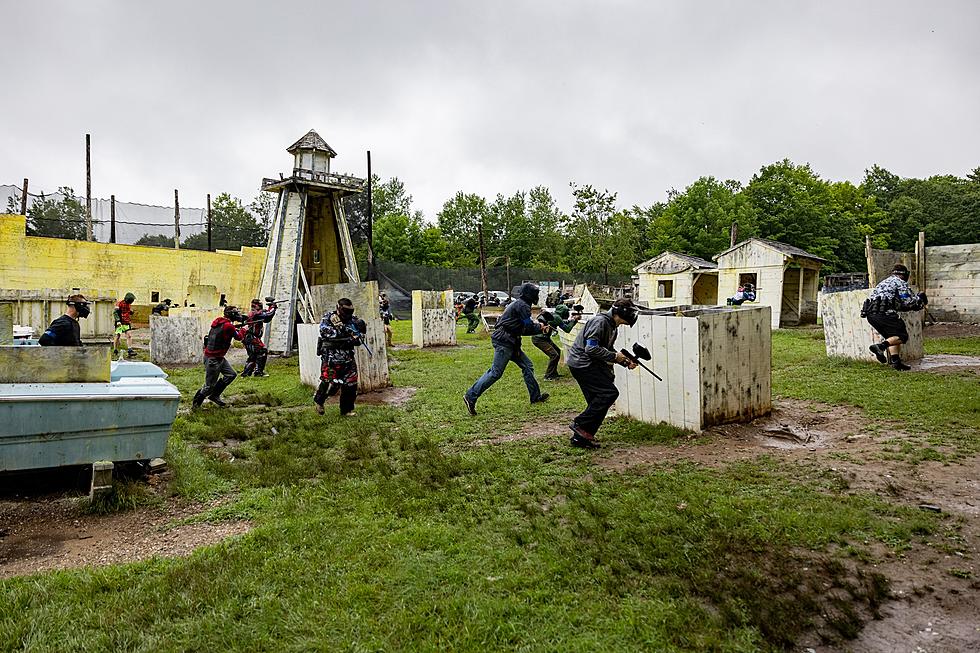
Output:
(866, 275), (925, 314)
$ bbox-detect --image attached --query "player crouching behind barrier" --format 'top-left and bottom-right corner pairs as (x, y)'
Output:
(862, 263), (927, 371)
(564, 299), (639, 449)
(193, 305), (246, 408)
(314, 298), (366, 417)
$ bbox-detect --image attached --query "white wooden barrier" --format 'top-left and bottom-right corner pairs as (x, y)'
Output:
(611, 305), (771, 431)
(412, 290), (456, 347)
(297, 321), (390, 393)
(820, 289), (923, 362)
(149, 315), (203, 365)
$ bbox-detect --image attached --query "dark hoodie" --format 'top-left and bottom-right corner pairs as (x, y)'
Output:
(490, 283), (543, 348)
(204, 317), (245, 358)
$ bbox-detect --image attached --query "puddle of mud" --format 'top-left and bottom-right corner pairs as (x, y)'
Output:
(912, 354), (980, 373)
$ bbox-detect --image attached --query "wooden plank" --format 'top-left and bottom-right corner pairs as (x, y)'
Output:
(0, 345), (112, 383)
(680, 317), (700, 430)
(664, 317), (686, 428)
(651, 315), (670, 425)
(636, 317), (656, 424)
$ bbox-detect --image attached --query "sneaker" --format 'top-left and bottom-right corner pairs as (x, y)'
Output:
(869, 344), (888, 364)
(258, 372), (270, 378)
(314, 402), (324, 415)
(569, 432), (600, 449)
(531, 393), (550, 404)
(126, 349), (138, 358)
(341, 411), (357, 417)
(569, 422), (601, 449)
(890, 358), (912, 371)
(209, 396), (227, 407)
(463, 395), (477, 416)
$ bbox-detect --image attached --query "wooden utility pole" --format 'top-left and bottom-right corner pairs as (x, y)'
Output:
(20, 178), (28, 215)
(85, 134), (93, 241)
(730, 221), (738, 248)
(110, 195), (116, 243)
(174, 189), (180, 249)
(505, 255), (511, 294)
(206, 193), (212, 251)
(916, 231), (926, 290)
(477, 222), (489, 300)
(366, 150), (376, 281)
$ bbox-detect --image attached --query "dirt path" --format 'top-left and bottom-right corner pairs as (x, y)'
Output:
(596, 398), (980, 653)
(0, 496), (250, 579)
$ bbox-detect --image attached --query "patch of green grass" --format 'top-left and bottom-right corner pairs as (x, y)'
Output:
(1, 324), (974, 651)
(772, 332), (980, 458)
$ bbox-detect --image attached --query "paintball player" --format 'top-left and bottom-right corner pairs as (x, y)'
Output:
(314, 298), (366, 416)
(863, 263), (927, 371)
(151, 298), (172, 316)
(39, 294), (89, 346)
(565, 299), (639, 449)
(726, 283), (756, 306)
(463, 283), (551, 416)
(379, 293), (394, 347)
(457, 295), (481, 334)
(241, 298), (277, 377)
(532, 303), (580, 380)
(192, 305), (247, 408)
(113, 292), (137, 357)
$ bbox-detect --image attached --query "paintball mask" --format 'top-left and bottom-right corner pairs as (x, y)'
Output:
(611, 300), (639, 327)
(893, 264), (910, 281)
(337, 300), (355, 321)
(67, 295), (90, 319)
(518, 283), (540, 306)
(251, 298), (262, 310)
(124, 292), (136, 304)
(224, 305), (243, 322)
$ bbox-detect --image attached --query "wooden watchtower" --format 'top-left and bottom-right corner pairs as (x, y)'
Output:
(258, 130), (363, 353)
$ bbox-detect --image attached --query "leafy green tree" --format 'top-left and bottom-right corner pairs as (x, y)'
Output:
(437, 192), (489, 266)
(563, 184), (636, 281)
(742, 159), (838, 262)
(10, 187), (88, 240)
(643, 177), (751, 261)
(183, 193), (265, 251)
(248, 192), (277, 239)
(134, 233), (176, 248)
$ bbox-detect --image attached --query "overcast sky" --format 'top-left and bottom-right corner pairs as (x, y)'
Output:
(2, 0), (978, 219)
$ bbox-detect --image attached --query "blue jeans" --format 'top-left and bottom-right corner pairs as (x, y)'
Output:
(466, 343), (541, 403)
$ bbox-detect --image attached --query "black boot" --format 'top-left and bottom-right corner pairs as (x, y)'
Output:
(209, 377), (234, 406)
(890, 355), (911, 371)
(192, 388), (207, 408)
(869, 342), (888, 364)
(569, 423), (600, 449)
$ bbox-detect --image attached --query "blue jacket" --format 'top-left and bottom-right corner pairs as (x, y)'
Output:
(491, 298), (543, 348)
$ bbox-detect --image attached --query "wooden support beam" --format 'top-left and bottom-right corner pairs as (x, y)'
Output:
(20, 178), (28, 215)
(174, 189), (180, 249)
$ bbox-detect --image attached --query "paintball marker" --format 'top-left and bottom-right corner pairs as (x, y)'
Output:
(619, 343), (662, 381)
(346, 321), (373, 357)
(570, 303), (585, 318)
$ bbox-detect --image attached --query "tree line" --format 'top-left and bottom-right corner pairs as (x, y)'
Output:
(11, 160), (980, 276)
(356, 161), (980, 276)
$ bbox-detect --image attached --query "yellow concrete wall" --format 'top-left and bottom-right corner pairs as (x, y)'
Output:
(0, 214), (266, 309)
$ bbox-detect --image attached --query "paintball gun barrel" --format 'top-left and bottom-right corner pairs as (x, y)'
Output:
(619, 343), (662, 381)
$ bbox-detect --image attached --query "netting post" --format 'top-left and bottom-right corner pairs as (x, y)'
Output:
(85, 134), (93, 241)
(174, 189), (180, 249)
(110, 195), (116, 243)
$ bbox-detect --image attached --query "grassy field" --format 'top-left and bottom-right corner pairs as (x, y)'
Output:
(1, 322), (978, 651)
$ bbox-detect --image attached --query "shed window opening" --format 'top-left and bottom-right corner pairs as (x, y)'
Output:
(151, 291), (160, 303)
(657, 280), (674, 299)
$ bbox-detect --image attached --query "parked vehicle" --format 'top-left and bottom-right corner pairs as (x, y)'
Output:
(453, 291), (476, 305)
(477, 290), (512, 307)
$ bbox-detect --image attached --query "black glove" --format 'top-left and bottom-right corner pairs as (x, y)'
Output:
(918, 292), (928, 306)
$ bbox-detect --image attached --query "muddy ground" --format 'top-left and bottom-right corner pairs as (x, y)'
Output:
(1, 360), (977, 650)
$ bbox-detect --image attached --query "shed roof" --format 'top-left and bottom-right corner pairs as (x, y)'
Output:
(714, 237), (826, 263)
(286, 129), (337, 157)
(634, 250), (717, 272)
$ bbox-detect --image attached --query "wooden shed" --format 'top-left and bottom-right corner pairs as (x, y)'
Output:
(634, 251), (718, 308)
(715, 238), (825, 329)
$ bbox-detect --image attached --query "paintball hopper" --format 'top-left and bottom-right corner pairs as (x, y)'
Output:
(536, 309), (554, 325)
(264, 296), (278, 304)
(619, 343), (662, 381)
